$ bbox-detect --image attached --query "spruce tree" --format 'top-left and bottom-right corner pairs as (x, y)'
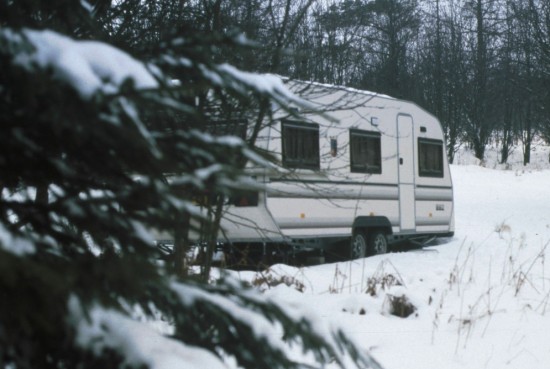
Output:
(0, 1), (381, 369)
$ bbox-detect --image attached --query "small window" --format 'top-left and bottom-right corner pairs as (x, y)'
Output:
(281, 120), (320, 170)
(206, 120), (247, 139)
(350, 129), (382, 174)
(418, 138), (444, 177)
(228, 190), (259, 207)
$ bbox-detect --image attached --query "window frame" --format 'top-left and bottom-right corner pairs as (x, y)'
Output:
(349, 129), (382, 174)
(418, 138), (445, 178)
(281, 120), (320, 170)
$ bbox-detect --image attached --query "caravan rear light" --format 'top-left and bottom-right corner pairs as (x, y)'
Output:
(330, 138), (337, 157)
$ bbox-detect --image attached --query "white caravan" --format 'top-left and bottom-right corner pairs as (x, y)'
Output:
(201, 80), (454, 262)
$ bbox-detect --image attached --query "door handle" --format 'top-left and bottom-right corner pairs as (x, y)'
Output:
(400, 158), (403, 165)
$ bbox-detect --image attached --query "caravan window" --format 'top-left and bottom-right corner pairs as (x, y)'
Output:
(350, 129), (382, 174)
(281, 121), (320, 170)
(206, 120), (247, 139)
(418, 138), (444, 177)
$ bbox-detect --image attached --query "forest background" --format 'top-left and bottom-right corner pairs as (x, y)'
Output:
(135, 0), (549, 165)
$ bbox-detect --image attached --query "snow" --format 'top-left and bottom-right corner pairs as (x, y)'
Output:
(214, 66), (319, 112)
(0, 223), (35, 255)
(68, 296), (226, 369)
(170, 281), (291, 355)
(229, 143), (550, 369)
(72, 139), (546, 369)
(12, 29), (158, 99)
(218, 64), (291, 97)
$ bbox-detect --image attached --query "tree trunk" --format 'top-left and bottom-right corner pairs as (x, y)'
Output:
(473, 136), (485, 162)
(35, 183), (49, 205)
(500, 126), (513, 164)
(523, 129), (532, 165)
(173, 212), (190, 278)
(201, 195), (225, 282)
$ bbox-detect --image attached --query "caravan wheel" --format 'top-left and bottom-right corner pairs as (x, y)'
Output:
(350, 231), (367, 259)
(368, 231), (388, 255)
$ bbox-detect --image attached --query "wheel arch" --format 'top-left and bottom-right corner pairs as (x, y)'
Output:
(352, 216), (392, 235)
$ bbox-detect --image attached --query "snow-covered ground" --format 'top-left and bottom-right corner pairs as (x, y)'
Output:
(230, 143), (550, 369)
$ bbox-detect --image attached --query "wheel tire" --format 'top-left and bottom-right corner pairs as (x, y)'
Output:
(350, 231), (368, 259)
(368, 231), (388, 255)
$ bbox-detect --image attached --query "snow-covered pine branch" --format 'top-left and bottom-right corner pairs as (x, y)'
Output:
(0, 3), (381, 369)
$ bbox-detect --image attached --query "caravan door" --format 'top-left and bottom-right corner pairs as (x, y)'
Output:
(397, 114), (416, 231)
